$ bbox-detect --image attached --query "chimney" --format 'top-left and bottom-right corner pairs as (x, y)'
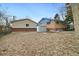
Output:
(13, 16), (16, 21)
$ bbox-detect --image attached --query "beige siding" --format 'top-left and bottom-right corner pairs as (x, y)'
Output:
(11, 20), (37, 28)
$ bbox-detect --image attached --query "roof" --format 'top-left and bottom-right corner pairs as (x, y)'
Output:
(38, 18), (52, 23)
(37, 18), (52, 26)
(11, 18), (37, 24)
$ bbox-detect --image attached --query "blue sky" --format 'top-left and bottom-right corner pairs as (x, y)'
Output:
(0, 3), (65, 22)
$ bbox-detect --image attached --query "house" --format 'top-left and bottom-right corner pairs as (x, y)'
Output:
(37, 18), (51, 32)
(10, 18), (37, 32)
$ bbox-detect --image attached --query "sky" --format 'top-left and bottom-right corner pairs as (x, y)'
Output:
(0, 3), (65, 22)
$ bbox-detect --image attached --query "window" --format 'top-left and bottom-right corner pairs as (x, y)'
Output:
(26, 24), (29, 27)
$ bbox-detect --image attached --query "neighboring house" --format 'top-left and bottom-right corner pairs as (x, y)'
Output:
(10, 18), (37, 32)
(37, 18), (51, 32)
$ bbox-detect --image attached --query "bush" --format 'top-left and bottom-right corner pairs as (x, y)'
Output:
(0, 26), (12, 35)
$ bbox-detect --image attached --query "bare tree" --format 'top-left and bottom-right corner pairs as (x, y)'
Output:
(0, 4), (9, 25)
(58, 6), (67, 20)
(0, 4), (12, 32)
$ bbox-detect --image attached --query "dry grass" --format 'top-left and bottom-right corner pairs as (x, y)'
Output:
(0, 31), (79, 56)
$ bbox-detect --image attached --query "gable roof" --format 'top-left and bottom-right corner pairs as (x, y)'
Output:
(38, 18), (51, 23)
(11, 18), (37, 24)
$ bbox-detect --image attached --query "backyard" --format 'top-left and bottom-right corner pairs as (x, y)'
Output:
(0, 32), (79, 56)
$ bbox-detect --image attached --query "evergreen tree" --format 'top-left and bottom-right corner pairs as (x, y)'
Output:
(65, 3), (74, 31)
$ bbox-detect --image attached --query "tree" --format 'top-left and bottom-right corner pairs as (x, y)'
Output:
(58, 6), (67, 20)
(0, 4), (7, 22)
(59, 3), (74, 31)
(64, 3), (74, 31)
(54, 13), (61, 24)
(0, 4), (10, 26)
(0, 4), (12, 33)
(0, 10), (5, 21)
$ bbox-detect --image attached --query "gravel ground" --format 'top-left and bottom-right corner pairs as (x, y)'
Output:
(0, 31), (79, 56)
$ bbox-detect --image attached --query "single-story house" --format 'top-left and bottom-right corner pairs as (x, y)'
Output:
(10, 18), (37, 32)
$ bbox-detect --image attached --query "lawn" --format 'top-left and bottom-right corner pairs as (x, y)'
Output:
(0, 32), (79, 56)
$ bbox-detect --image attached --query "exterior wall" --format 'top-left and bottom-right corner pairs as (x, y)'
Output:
(71, 4), (79, 33)
(11, 20), (37, 28)
(37, 26), (47, 32)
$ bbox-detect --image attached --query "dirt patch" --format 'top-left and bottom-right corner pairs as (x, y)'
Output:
(0, 32), (79, 56)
